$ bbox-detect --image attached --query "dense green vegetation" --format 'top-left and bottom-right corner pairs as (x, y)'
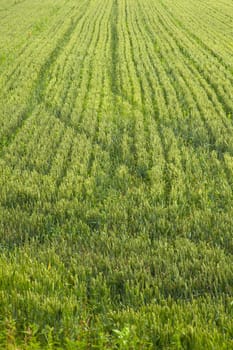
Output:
(0, 0), (233, 348)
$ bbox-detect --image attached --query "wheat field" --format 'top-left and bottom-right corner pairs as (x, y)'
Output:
(0, 0), (233, 348)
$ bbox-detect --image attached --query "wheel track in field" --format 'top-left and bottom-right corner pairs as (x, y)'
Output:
(155, 8), (233, 125)
(2, 0), (232, 195)
(139, 0), (232, 154)
(139, 0), (233, 196)
(115, 0), (162, 176)
(117, 1), (134, 107)
(109, 1), (142, 141)
(49, 0), (111, 191)
(117, 1), (134, 106)
(126, 0), (160, 178)
(1, 4), (77, 96)
(169, 0), (233, 54)
(135, 0), (221, 205)
(50, 0), (109, 138)
(124, 2), (158, 155)
(125, 0), (144, 109)
(105, 0), (136, 170)
(46, 1), (105, 194)
(160, 0), (233, 72)
(149, 3), (233, 188)
(72, 0), (112, 178)
(140, 0), (226, 134)
(147, 0), (233, 119)
(109, 0), (146, 118)
(129, 4), (173, 137)
(46, 0), (105, 128)
(78, 1), (107, 125)
(125, 0), (159, 177)
(158, 1), (233, 117)
(86, 3), (113, 177)
(124, 0), (144, 170)
(45, 0), (119, 187)
(132, 0), (186, 206)
(0, 4), (88, 154)
(45, 11), (98, 130)
(137, 0), (226, 197)
(151, 0), (232, 216)
(110, 0), (119, 100)
(165, 0), (233, 60)
(129, 15), (171, 202)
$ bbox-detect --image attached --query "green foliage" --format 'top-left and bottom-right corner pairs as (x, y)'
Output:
(0, 0), (233, 348)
